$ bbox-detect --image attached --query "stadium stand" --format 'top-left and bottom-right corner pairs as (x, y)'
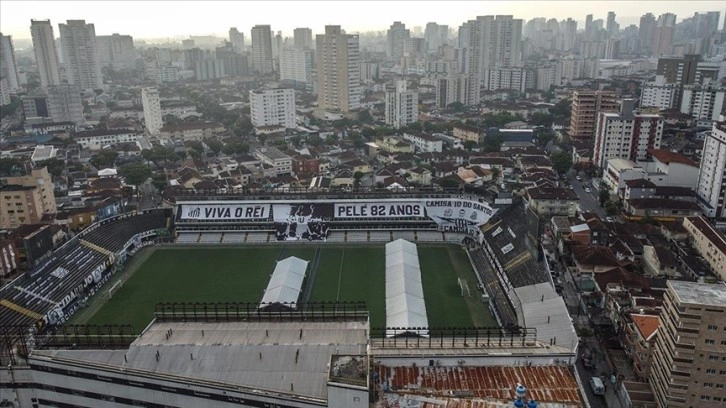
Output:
(176, 233), (200, 243)
(417, 231), (445, 242)
(82, 210), (169, 253)
(199, 233), (222, 243)
(469, 248), (518, 328)
(0, 209), (172, 330)
(347, 231), (369, 242)
(221, 233), (245, 243)
(246, 232), (271, 243)
(391, 231), (416, 241)
(326, 232), (346, 243)
(369, 231), (391, 242)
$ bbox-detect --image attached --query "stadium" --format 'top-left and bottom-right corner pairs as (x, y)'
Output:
(0, 189), (582, 408)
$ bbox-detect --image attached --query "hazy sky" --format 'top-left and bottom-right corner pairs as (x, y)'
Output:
(1, 0), (724, 41)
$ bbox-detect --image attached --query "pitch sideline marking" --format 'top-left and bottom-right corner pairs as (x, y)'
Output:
(335, 246), (346, 302)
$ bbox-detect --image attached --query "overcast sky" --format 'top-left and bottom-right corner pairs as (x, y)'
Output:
(1, 0), (724, 41)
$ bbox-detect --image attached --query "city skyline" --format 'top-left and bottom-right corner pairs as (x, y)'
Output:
(1, 0), (725, 42)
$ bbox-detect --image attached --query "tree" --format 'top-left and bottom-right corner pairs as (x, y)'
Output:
(491, 168), (500, 180)
(536, 130), (556, 147)
(439, 176), (461, 189)
(0, 157), (23, 177)
(119, 162), (152, 189)
(221, 140), (249, 156)
(529, 112), (554, 128)
(325, 134), (338, 146)
(151, 173), (167, 193)
(447, 102), (465, 112)
(463, 140), (478, 151)
(551, 151), (573, 175)
(37, 158), (66, 178)
(605, 201), (618, 216)
(353, 171), (365, 185)
(358, 109), (374, 124)
(141, 146), (179, 163)
(307, 134), (323, 147)
(204, 138), (223, 155)
(482, 134), (503, 152)
(599, 190), (610, 207)
(90, 150), (119, 169)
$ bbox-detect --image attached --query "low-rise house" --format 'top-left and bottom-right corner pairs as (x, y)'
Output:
(621, 313), (659, 381)
(642, 245), (678, 277)
(624, 198), (702, 219)
(682, 216), (726, 281)
(571, 245), (622, 275)
(525, 184), (579, 216)
(159, 122), (226, 142)
(408, 167), (432, 185)
(452, 125), (481, 143)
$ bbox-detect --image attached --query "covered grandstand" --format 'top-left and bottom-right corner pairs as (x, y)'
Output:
(0, 209), (172, 331)
(477, 202), (577, 351)
(259, 256), (308, 311)
(385, 239), (429, 337)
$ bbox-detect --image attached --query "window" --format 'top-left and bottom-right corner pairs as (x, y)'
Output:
(707, 368), (717, 374)
(709, 355), (719, 360)
(708, 324), (718, 330)
(705, 339), (715, 345)
(704, 382), (714, 388)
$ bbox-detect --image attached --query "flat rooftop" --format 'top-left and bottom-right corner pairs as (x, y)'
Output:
(669, 281), (726, 308)
(33, 320), (369, 401)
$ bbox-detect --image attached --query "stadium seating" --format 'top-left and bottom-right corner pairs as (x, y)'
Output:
(176, 233), (200, 243)
(347, 231), (369, 242)
(246, 232), (271, 243)
(416, 231), (445, 242)
(391, 231), (416, 241)
(83, 210), (168, 253)
(0, 209), (171, 330)
(199, 233), (222, 244)
(469, 248), (518, 329)
(221, 233), (245, 244)
(326, 232), (346, 243)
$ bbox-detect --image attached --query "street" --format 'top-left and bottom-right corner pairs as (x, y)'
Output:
(566, 170), (606, 219)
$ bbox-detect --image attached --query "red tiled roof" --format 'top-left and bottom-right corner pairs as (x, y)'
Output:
(647, 148), (698, 167)
(631, 314), (660, 340)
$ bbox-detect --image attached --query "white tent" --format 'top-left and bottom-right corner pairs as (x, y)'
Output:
(385, 239), (429, 337)
(259, 256), (308, 309)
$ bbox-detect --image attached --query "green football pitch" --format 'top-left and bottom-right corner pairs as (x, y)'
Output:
(72, 244), (497, 331)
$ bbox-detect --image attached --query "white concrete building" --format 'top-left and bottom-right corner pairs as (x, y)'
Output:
(250, 25), (273, 74)
(435, 74), (470, 108)
(603, 158), (648, 196)
(593, 99), (664, 169)
(293, 27), (313, 50)
(141, 87), (162, 135)
(697, 122), (726, 218)
(279, 48), (312, 89)
(46, 84), (84, 125)
(58, 20), (103, 90)
(254, 146), (293, 175)
(385, 80), (418, 129)
(228, 27), (244, 51)
(680, 83), (725, 121)
(250, 88), (296, 129)
(402, 132), (443, 153)
(30, 144), (57, 165)
(74, 129), (139, 150)
(640, 75), (679, 110)
(641, 149), (700, 188)
(0, 33), (20, 92)
(316, 25), (360, 114)
(483, 68), (527, 93)
(30, 20), (62, 89)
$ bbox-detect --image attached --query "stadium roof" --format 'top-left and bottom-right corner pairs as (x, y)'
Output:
(385, 239), (429, 337)
(260, 256), (308, 309)
(481, 203), (550, 288)
(514, 282), (578, 351)
(32, 321), (369, 401)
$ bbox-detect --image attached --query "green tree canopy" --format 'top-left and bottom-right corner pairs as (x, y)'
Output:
(38, 158), (66, 178)
(141, 146), (179, 163)
(221, 140), (249, 156)
(90, 150), (119, 169)
(551, 151), (573, 175)
(119, 162), (152, 188)
(204, 138), (223, 155)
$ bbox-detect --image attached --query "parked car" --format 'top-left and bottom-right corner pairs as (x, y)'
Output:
(584, 187), (591, 193)
(576, 175), (583, 181)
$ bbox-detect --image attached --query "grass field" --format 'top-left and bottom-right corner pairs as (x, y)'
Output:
(75, 244), (496, 331)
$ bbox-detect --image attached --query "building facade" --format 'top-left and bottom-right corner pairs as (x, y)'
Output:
(593, 99), (664, 168)
(250, 25), (273, 75)
(0, 167), (57, 229)
(316, 25), (361, 114)
(649, 281), (726, 407)
(279, 48), (313, 89)
(0, 33), (20, 92)
(95, 33), (136, 70)
(58, 20), (103, 90)
(682, 216), (726, 281)
(46, 84), (84, 125)
(696, 122), (726, 218)
(30, 19), (62, 89)
(680, 83), (725, 121)
(384, 80), (418, 129)
(569, 89), (620, 141)
(141, 87), (162, 135)
(249, 88), (296, 129)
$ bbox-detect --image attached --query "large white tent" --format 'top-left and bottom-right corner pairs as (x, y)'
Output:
(385, 239), (429, 337)
(259, 256), (308, 310)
